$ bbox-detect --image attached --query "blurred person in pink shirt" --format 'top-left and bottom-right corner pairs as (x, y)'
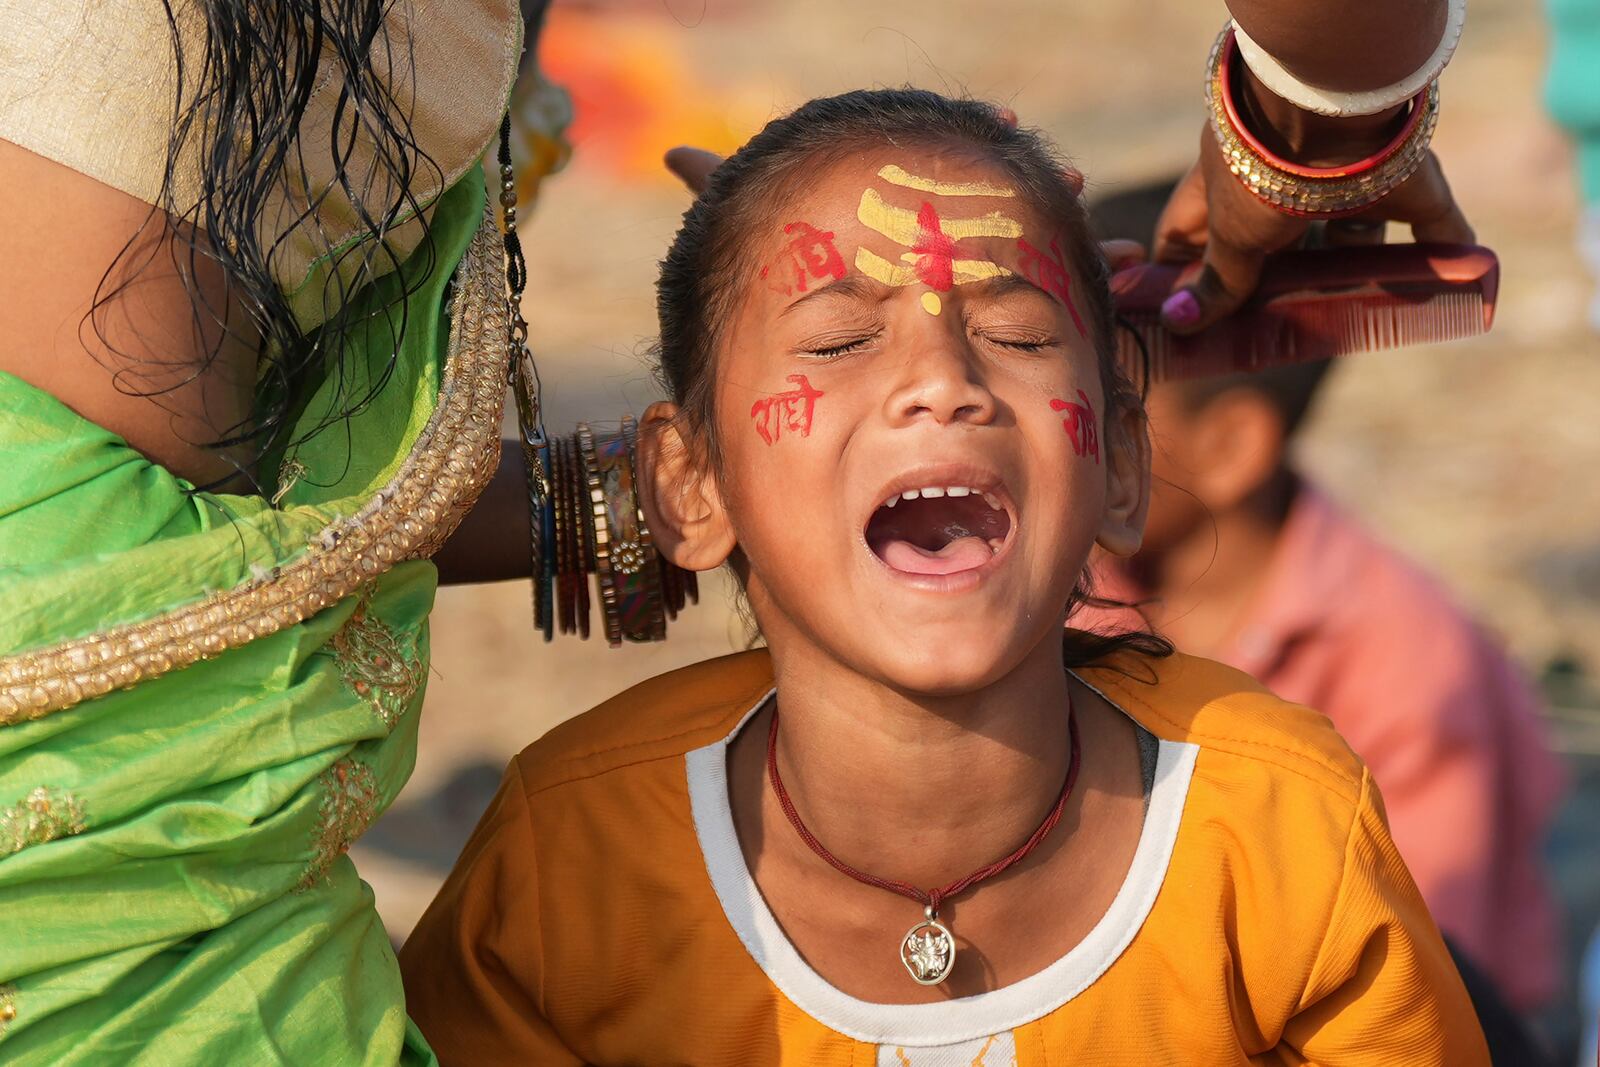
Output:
(1074, 357), (1567, 1013)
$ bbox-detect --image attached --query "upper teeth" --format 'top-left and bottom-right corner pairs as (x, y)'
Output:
(884, 486), (997, 508)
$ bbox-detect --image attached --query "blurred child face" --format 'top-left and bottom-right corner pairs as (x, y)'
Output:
(703, 148), (1148, 695)
(1136, 379), (1291, 557)
(1138, 382), (1211, 554)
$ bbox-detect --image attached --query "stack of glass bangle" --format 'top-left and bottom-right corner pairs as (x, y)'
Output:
(531, 421), (698, 646)
(499, 115), (696, 647)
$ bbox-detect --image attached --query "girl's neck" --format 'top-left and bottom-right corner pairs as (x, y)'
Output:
(758, 633), (1076, 892)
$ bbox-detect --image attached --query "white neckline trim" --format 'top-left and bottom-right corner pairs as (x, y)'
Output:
(684, 676), (1200, 1046)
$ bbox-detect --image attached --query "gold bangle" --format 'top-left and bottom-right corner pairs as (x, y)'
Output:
(1206, 24), (1439, 217)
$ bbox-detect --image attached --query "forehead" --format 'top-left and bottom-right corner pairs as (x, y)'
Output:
(715, 141), (1097, 354)
(755, 147), (1057, 252)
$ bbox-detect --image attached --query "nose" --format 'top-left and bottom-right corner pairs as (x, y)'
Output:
(883, 324), (998, 428)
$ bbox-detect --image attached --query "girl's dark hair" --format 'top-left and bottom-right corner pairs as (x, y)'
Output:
(95, 0), (444, 493)
(655, 87), (1172, 669)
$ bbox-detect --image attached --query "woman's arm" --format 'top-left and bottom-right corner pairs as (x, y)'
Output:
(431, 444), (536, 585)
(1226, 0), (1448, 93)
(0, 139), (257, 489)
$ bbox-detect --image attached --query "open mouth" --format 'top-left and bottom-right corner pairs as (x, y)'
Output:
(865, 485), (1014, 577)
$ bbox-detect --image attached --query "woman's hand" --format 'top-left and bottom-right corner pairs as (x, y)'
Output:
(1154, 111), (1475, 335)
(664, 147), (724, 197)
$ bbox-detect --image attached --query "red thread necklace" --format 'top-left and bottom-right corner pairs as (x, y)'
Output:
(765, 699), (1081, 986)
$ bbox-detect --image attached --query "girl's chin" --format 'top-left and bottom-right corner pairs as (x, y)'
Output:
(860, 627), (1042, 695)
(875, 658), (1026, 699)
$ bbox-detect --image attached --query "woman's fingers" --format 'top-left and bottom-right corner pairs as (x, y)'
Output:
(1161, 237), (1270, 332)
(1151, 157), (1210, 265)
(1323, 217), (1389, 246)
(1410, 198), (1475, 244)
(1100, 239), (1148, 272)
(1158, 129), (1307, 333)
(1380, 152), (1476, 244)
(663, 146), (725, 196)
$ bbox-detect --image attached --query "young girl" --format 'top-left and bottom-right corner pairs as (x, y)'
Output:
(399, 89), (1488, 1065)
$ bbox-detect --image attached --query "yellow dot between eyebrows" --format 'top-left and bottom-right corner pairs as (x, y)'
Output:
(920, 292), (943, 316)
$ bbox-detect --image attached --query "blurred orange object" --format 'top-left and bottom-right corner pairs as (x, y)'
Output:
(538, 7), (750, 181)
(509, 70), (575, 206)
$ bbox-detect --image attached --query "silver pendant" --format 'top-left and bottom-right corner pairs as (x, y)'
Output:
(900, 906), (955, 985)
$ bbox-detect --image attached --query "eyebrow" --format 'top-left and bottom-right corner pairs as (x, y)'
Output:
(960, 272), (1055, 304)
(777, 264), (1059, 316)
(778, 273), (883, 317)
(923, 272), (1065, 313)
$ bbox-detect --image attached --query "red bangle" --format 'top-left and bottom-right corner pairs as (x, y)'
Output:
(1217, 27), (1428, 179)
(1205, 22), (1439, 217)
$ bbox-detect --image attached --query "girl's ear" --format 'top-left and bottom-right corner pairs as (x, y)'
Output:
(638, 401), (738, 572)
(1096, 395), (1151, 558)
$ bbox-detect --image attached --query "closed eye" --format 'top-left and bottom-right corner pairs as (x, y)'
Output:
(798, 331), (880, 361)
(980, 335), (1057, 353)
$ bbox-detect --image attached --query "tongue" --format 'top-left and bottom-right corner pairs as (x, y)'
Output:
(880, 535), (994, 575)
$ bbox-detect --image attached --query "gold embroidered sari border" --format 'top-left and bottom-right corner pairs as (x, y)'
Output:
(0, 785), (87, 858)
(0, 200), (508, 725)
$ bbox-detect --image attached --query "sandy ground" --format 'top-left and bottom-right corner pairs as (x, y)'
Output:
(353, 1), (1600, 1029)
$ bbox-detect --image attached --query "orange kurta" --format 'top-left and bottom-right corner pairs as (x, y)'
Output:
(400, 650), (1489, 1066)
(1081, 483), (1566, 1010)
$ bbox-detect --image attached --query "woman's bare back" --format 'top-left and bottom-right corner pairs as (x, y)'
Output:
(0, 137), (255, 487)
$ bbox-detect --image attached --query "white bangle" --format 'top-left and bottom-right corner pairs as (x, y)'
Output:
(1231, 0), (1465, 118)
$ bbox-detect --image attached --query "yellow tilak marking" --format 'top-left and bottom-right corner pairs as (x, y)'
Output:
(920, 255), (1012, 285)
(854, 247), (1014, 289)
(878, 164), (1016, 198)
(857, 188), (1022, 245)
(920, 292), (942, 315)
(854, 246), (917, 287)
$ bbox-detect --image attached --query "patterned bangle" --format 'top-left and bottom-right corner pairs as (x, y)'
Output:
(526, 439), (554, 641)
(1207, 23), (1439, 218)
(579, 420), (668, 646)
(556, 433), (590, 640)
(574, 427), (610, 643)
(619, 418), (668, 642)
(510, 337), (554, 641)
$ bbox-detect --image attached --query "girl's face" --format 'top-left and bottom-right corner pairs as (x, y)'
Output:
(660, 147), (1148, 695)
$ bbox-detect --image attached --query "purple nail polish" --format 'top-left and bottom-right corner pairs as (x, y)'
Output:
(1161, 289), (1201, 327)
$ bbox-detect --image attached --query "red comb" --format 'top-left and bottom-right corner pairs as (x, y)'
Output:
(1110, 244), (1499, 382)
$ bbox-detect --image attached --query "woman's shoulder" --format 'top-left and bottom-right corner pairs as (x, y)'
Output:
(1079, 649), (1367, 809)
(512, 648), (775, 798)
(0, 0), (519, 326)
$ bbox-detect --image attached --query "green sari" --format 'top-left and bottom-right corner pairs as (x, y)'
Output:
(0, 170), (507, 1064)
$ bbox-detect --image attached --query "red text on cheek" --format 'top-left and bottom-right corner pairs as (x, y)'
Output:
(1050, 389), (1099, 464)
(750, 374), (825, 446)
(760, 222), (847, 296)
(1017, 236), (1087, 339)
